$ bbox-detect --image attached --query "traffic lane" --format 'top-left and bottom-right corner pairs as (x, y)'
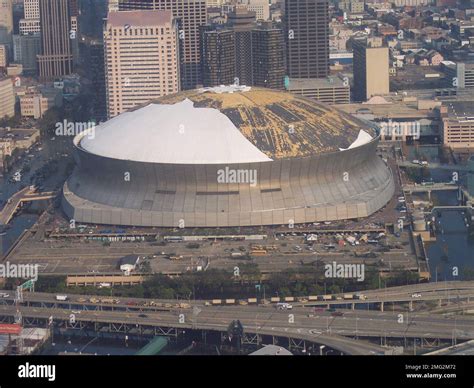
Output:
(4, 290), (474, 328)
(2, 305), (472, 340)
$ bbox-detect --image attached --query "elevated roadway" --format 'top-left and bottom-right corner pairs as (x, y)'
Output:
(2, 286), (474, 355)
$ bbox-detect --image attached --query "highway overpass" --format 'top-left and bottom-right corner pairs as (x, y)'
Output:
(1, 285), (474, 355)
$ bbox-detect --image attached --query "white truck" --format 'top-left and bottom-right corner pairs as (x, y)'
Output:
(55, 295), (68, 301)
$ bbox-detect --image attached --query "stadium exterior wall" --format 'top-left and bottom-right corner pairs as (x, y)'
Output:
(62, 135), (395, 227)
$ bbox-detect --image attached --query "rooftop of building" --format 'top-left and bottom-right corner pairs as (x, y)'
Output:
(80, 86), (375, 163)
(337, 99), (441, 120)
(0, 127), (39, 141)
(107, 10), (173, 27)
(446, 101), (474, 117)
(288, 77), (348, 89)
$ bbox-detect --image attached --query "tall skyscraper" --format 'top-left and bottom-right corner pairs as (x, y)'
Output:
(252, 22), (285, 89)
(352, 37), (389, 101)
(0, 0), (14, 54)
(201, 28), (235, 87)
(201, 21), (285, 90)
(37, 0), (73, 81)
(117, 0), (207, 90)
(228, 7), (256, 86)
(89, 41), (107, 121)
(104, 10), (180, 118)
(284, 0), (329, 79)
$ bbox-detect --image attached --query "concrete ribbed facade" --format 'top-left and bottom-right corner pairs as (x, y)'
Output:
(62, 133), (394, 227)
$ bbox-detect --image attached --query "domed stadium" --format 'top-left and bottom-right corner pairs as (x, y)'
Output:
(62, 86), (395, 227)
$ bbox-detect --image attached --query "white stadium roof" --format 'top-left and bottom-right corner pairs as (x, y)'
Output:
(80, 99), (273, 164)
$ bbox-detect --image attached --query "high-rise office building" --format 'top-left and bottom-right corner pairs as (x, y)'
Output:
(0, 0), (14, 54)
(201, 28), (235, 87)
(104, 10), (180, 118)
(13, 33), (41, 74)
(284, 0), (329, 79)
(37, 0), (73, 81)
(201, 21), (285, 90)
(228, 7), (255, 86)
(252, 22), (285, 89)
(89, 41), (107, 121)
(352, 37), (389, 101)
(117, 0), (207, 90)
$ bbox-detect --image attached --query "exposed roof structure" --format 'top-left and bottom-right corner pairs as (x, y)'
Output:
(80, 99), (272, 164)
(80, 88), (376, 163)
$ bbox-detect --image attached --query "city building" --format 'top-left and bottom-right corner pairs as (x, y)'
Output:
(37, 0), (73, 81)
(285, 0), (330, 79)
(0, 0), (13, 54)
(338, 0), (365, 14)
(0, 76), (15, 119)
(0, 127), (40, 172)
(104, 10), (180, 118)
(24, 0), (39, 19)
(62, 86), (394, 227)
(393, 0), (432, 5)
(19, 0), (40, 35)
(6, 63), (22, 76)
(117, 0), (207, 90)
(19, 19), (40, 35)
(443, 61), (474, 89)
(240, 0), (270, 21)
(0, 44), (7, 68)
(228, 7), (256, 86)
(443, 101), (474, 150)
(251, 22), (285, 90)
(338, 97), (443, 142)
(13, 33), (41, 74)
(89, 41), (107, 122)
(18, 87), (63, 119)
(201, 28), (236, 87)
(353, 37), (389, 101)
(287, 77), (350, 104)
(200, 21), (285, 90)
